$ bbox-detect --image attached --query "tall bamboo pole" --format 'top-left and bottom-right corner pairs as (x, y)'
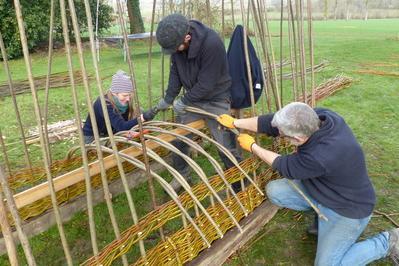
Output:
(57, 0), (99, 259)
(161, 0), (166, 121)
(288, 0), (300, 101)
(42, 0), (56, 165)
(115, 0), (165, 242)
(307, 0), (316, 107)
(0, 32), (33, 172)
(13, 0), (73, 263)
(279, 0), (284, 101)
(249, 0), (271, 113)
(82, 0), (149, 257)
(0, 189), (18, 266)
(0, 166), (36, 266)
(260, 0), (281, 109)
(146, 0), (157, 108)
(239, 0), (256, 116)
(296, 0), (307, 101)
(230, 0), (236, 25)
(0, 128), (12, 176)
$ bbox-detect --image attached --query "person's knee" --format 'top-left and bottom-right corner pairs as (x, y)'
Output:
(315, 252), (342, 266)
(265, 180), (284, 206)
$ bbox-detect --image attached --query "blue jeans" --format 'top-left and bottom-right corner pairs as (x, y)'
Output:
(266, 178), (390, 266)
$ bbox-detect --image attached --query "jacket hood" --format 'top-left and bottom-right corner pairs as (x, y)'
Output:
(187, 20), (208, 59)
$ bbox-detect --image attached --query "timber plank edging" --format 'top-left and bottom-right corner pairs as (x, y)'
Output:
(187, 200), (279, 266)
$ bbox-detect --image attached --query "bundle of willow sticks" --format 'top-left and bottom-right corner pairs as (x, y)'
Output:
(297, 75), (353, 104)
(0, 70), (93, 98)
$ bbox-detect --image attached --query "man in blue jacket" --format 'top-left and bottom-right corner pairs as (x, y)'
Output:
(217, 102), (398, 265)
(155, 13), (242, 191)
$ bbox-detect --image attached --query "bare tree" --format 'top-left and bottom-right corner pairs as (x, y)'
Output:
(324, 0), (329, 20)
(346, 0), (352, 20)
(126, 0), (145, 34)
(334, 0), (339, 19)
(364, 0), (369, 20)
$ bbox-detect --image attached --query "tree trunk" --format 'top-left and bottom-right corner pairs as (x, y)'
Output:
(324, 0), (329, 20)
(364, 0), (369, 20)
(345, 0), (351, 20)
(126, 0), (145, 34)
(334, 0), (338, 20)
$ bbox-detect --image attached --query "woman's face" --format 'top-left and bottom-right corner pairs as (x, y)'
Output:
(114, 92), (131, 105)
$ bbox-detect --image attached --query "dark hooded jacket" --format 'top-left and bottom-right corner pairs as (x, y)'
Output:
(163, 20), (232, 105)
(227, 25), (264, 109)
(258, 108), (376, 219)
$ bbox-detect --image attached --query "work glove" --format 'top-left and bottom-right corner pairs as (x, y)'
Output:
(142, 107), (158, 121)
(237, 133), (256, 152)
(156, 98), (171, 111)
(173, 98), (187, 114)
(126, 129), (150, 140)
(217, 114), (236, 129)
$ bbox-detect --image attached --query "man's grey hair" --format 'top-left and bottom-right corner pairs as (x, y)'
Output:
(271, 102), (320, 137)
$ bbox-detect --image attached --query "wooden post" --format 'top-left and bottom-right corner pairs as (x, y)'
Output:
(0, 189), (19, 266)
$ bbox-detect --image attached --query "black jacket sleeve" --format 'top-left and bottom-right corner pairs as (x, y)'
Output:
(257, 114), (279, 137)
(164, 56), (183, 104)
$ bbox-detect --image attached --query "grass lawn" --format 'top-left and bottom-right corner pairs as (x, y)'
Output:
(0, 18), (398, 265)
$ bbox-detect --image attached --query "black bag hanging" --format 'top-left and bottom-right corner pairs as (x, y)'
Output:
(227, 25), (264, 109)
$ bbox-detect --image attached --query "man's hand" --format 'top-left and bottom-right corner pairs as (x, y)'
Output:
(142, 107), (158, 121)
(173, 98), (186, 114)
(156, 98), (171, 111)
(217, 114), (236, 129)
(237, 133), (255, 152)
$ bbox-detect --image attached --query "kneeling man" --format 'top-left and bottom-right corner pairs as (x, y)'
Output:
(217, 102), (398, 265)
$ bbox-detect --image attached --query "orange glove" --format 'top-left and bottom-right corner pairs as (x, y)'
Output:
(237, 133), (255, 152)
(217, 114), (236, 129)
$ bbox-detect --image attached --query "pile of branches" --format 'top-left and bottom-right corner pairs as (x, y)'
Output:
(0, 70), (92, 98)
(282, 61), (328, 79)
(26, 119), (80, 145)
(298, 75), (353, 104)
(355, 69), (399, 77)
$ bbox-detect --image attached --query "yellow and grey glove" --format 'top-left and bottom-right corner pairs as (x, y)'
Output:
(217, 114), (236, 129)
(237, 133), (256, 152)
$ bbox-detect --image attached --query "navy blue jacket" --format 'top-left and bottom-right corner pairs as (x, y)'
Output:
(227, 25), (264, 109)
(83, 96), (138, 137)
(258, 108), (376, 219)
(164, 20), (231, 105)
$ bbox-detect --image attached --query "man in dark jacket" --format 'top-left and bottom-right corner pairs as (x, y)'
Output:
(217, 102), (399, 265)
(155, 13), (242, 190)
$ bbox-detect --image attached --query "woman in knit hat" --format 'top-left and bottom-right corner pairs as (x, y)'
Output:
(83, 70), (157, 144)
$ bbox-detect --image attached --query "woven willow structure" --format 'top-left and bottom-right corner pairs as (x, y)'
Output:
(0, 0), (334, 264)
(83, 158), (276, 265)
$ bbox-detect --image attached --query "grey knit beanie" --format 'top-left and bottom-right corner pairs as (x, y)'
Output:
(109, 70), (134, 93)
(156, 13), (190, 54)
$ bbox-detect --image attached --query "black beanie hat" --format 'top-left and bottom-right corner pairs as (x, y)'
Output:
(156, 13), (189, 54)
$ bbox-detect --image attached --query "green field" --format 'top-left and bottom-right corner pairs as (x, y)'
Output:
(0, 18), (398, 265)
